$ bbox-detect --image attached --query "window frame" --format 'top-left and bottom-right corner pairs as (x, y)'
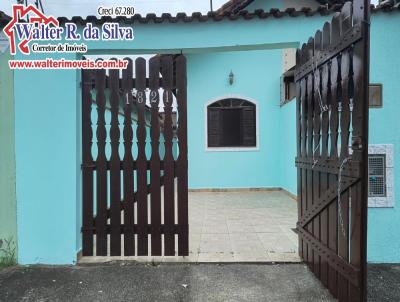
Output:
(369, 83), (383, 108)
(204, 95), (259, 152)
(280, 68), (296, 106)
(368, 144), (395, 208)
(368, 154), (387, 198)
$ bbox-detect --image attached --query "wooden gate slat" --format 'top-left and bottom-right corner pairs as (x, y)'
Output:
(348, 36), (365, 302)
(300, 43), (308, 260)
(110, 66), (122, 256)
(135, 57), (149, 256)
(295, 2), (369, 300)
(83, 58), (188, 258)
(326, 12), (342, 298)
(295, 49), (303, 260)
(82, 69), (94, 256)
(298, 225), (360, 287)
(306, 37), (315, 272)
(319, 21), (331, 287)
(176, 55), (189, 256)
(95, 68), (108, 256)
(162, 56), (176, 256)
(149, 56), (162, 256)
(313, 29), (323, 278)
(349, 1), (370, 300)
(349, 181), (362, 302)
(338, 10), (352, 296)
(122, 58), (135, 256)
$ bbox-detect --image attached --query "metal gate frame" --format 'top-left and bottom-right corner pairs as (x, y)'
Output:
(295, 1), (370, 301)
(81, 55), (188, 257)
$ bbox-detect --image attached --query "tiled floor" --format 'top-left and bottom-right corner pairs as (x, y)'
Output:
(80, 190), (301, 263)
(189, 190), (300, 262)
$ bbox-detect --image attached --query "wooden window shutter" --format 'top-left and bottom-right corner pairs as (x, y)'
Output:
(207, 107), (222, 147)
(241, 107), (256, 146)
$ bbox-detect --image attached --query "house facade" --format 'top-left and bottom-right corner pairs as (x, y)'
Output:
(0, 0), (399, 264)
(0, 37), (17, 261)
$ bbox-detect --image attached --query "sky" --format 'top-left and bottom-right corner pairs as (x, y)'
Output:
(0, 0), (380, 17)
(0, 0), (379, 17)
(0, 0), (228, 17)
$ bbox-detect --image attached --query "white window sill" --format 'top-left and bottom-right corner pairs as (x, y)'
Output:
(205, 146), (259, 152)
(368, 144), (395, 208)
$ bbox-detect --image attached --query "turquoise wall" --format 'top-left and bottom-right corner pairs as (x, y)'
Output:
(367, 12), (400, 263)
(0, 50), (17, 260)
(186, 49), (296, 192)
(76, 15), (330, 54)
(245, 0), (319, 11)
(14, 52), (80, 264)
(10, 11), (400, 263)
(278, 100), (297, 195)
(75, 68), (82, 258)
(245, 0), (284, 11)
(187, 49), (282, 189)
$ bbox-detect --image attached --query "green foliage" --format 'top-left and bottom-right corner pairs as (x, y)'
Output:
(0, 237), (16, 267)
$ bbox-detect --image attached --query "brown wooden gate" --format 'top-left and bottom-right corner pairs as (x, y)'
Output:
(81, 55), (188, 257)
(295, 1), (370, 301)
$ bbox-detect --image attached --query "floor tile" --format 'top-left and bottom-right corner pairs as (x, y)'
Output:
(257, 232), (297, 253)
(252, 224), (283, 233)
(202, 224), (229, 234)
(198, 252), (234, 262)
(230, 233), (265, 253)
(199, 234), (232, 253)
(267, 252), (301, 262)
(233, 252), (270, 262)
(82, 191), (300, 263)
(227, 223), (255, 233)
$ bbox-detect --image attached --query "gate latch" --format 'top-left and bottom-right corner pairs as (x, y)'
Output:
(351, 136), (363, 151)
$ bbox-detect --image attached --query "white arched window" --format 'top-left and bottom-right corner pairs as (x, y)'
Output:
(206, 98), (257, 150)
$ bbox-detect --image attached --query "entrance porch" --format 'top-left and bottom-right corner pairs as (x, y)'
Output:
(80, 190), (300, 263)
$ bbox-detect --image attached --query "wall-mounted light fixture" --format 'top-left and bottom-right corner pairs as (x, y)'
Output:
(229, 71), (234, 85)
